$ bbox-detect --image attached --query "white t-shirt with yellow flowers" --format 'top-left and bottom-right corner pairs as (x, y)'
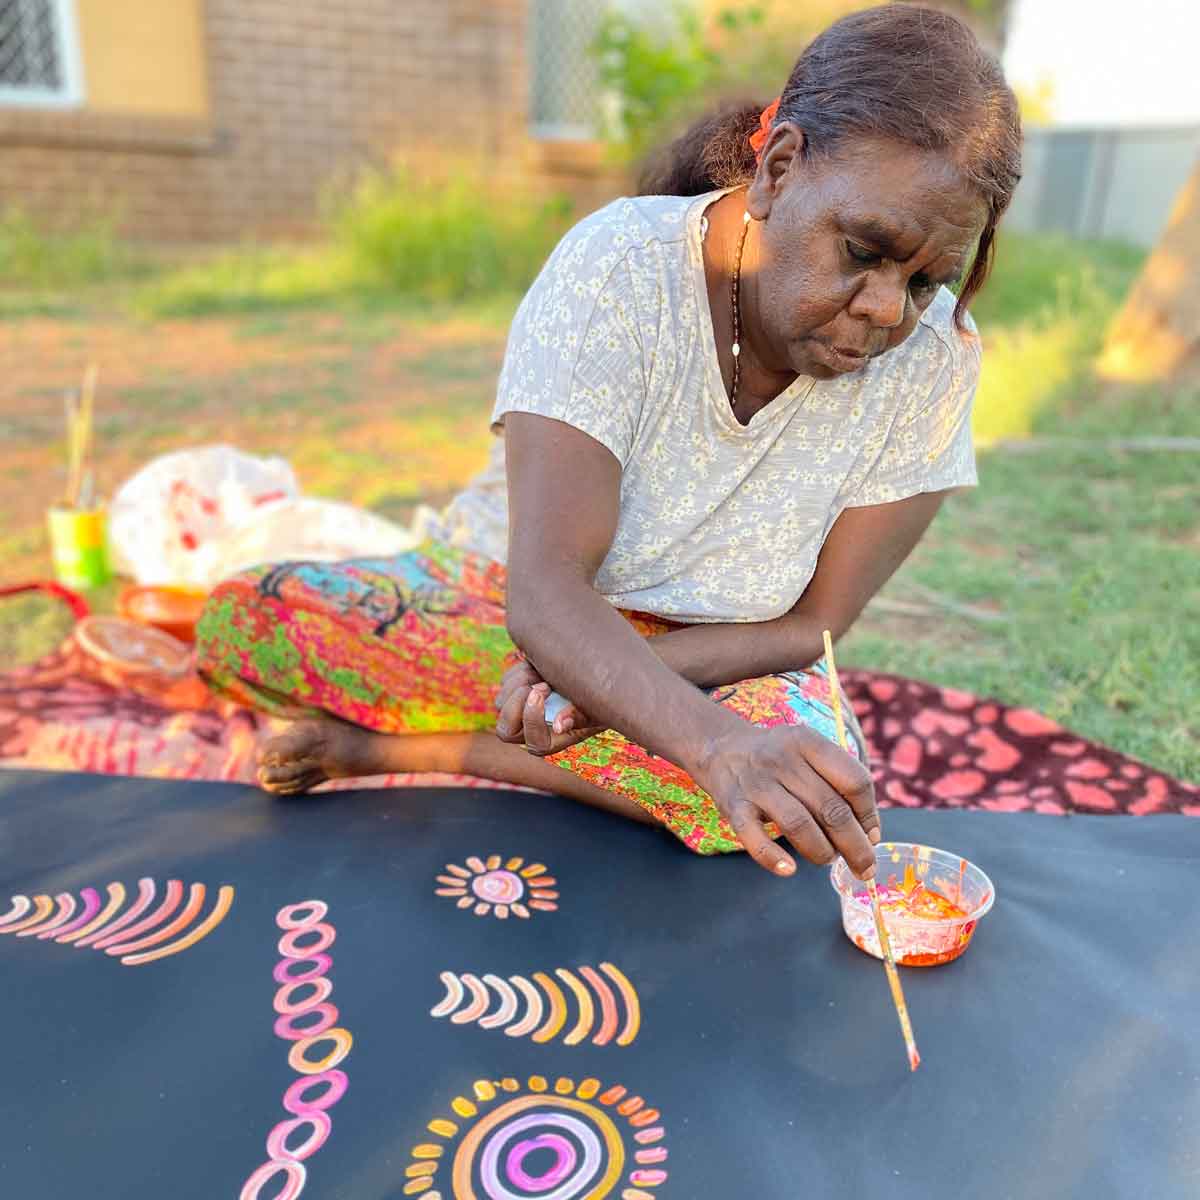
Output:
(423, 187), (980, 624)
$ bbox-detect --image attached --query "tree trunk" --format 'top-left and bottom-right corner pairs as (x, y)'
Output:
(1099, 159), (1200, 383)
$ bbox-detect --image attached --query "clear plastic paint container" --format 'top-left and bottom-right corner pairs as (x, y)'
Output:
(830, 842), (995, 967)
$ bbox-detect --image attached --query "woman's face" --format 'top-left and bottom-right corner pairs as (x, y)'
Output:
(745, 130), (988, 380)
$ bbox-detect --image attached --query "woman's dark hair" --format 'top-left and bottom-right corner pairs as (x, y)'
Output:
(639, 4), (1022, 328)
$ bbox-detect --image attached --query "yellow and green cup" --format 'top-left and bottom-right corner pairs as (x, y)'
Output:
(47, 506), (112, 590)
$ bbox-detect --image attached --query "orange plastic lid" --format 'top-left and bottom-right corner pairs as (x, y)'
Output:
(117, 585), (208, 644)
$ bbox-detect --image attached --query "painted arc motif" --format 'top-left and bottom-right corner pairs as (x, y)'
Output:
(0, 879), (235, 966)
(431, 964), (641, 1047)
(435, 856), (560, 919)
(404, 1075), (669, 1199)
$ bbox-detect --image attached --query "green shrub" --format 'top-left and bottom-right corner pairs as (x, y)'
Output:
(593, 3), (797, 162)
(138, 164), (574, 317)
(331, 162), (573, 301)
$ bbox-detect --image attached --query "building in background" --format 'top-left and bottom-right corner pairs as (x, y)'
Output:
(13, 0), (1184, 249)
(1002, 0), (1200, 246)
(0, 0), (626, 242)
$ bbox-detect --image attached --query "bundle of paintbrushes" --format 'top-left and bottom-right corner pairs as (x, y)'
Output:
(63, 364), (99, 510)
(48, 364), (111, 590)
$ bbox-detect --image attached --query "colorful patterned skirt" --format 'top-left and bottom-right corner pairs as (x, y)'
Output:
(194, 542), (866, 855)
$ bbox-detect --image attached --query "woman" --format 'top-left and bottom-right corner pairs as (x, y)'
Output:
(195, 5), (1021, 880)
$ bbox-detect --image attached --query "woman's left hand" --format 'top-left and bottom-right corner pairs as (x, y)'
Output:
(495, 661), (604, 755)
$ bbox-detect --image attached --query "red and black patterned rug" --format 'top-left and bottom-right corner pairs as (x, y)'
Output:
(1, 635), (1196, 815)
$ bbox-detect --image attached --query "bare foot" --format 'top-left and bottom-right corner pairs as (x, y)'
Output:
(257, 718), (378, 795)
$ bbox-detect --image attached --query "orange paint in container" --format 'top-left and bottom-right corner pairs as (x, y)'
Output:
(830, 843), (995, 967)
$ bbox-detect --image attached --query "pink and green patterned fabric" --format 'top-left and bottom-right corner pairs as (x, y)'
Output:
(194, 542), (865, 855)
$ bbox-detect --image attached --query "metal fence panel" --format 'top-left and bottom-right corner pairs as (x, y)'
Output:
(1007, 126), (1200, 247)
(529, 0), (607, 140)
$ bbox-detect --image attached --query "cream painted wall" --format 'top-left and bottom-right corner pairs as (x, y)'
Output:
(74, 0), (209, 117)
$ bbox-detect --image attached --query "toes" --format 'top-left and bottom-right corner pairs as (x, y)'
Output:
(260, 766), (326, 796)
(259, 758), (317, 783)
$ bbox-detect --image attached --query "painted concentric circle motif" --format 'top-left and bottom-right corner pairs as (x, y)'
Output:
(435, 856), (559, 920)
(405, 1076), (668, 1199)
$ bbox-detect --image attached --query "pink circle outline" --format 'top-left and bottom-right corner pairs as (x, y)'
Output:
(283, 1069), (349, 1116)
(273, 953), (332, 986)
(266, 1111), (332, 1163)
(278, 923), (335, 959)
(239, 1158), (306, 1200)
(277, 901), (329, 930)
(274, 1002), (339, 1043)
(273, 976), (333, 1016)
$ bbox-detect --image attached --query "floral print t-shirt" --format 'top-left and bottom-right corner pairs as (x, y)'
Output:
(423, 188), (981, 624)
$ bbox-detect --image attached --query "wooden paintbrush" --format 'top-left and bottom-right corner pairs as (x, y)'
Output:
(65, 364), (98, 509)
(822, 628), (921, 1072)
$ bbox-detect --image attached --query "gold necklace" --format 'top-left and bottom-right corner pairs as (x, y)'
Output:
(730, 210), (751, 408)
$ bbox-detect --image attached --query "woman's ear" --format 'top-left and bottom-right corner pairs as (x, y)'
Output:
(746, 122), (805, 220)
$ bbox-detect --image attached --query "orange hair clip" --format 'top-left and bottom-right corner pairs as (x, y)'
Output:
(749, 96), (781, 164)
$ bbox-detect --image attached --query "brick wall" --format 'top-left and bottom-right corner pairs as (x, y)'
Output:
(0, 0), (623, 242)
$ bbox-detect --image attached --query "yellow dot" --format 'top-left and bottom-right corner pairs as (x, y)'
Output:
(474, 1080), (497, 1102)
(428, 1118), (457, 1138)
(501, 1077), (520, 1092)
(412, 1144), (443, 1159)
(577, 1078), (601, 1100)
(555, 1077), (575, 1095)
(528, 1075), (548, 1092)
(406, 1162), (438, 1178)
(451, 1096), (478, 1118)
(403, 1182), (430, 1196)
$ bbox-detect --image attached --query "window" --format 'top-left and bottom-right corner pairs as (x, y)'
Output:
(0, 0), (83, 107)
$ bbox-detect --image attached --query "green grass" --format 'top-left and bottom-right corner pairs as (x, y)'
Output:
(134, 246), (355, 318)
(843, 382), (1200, 779)
(969, 232), (1145, 330)
(970, 232), (1146, 444)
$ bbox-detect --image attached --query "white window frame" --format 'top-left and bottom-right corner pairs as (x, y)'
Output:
(0, 0), (85, 108)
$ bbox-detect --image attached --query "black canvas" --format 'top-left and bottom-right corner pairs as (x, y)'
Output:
(1, 769), (1196, 1200)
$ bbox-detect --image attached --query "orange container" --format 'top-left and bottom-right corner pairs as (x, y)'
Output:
(117, 585), (209, 644)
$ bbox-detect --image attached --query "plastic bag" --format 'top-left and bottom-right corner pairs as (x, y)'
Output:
(108, 446), (299, 588)
(208, 497), (417, 580)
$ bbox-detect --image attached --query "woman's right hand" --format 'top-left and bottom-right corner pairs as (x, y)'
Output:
(692, 724), (880, 879)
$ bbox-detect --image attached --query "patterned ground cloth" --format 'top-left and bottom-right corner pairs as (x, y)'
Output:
(193, 543), (868, 855)
(3, 632), (1195, 822)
